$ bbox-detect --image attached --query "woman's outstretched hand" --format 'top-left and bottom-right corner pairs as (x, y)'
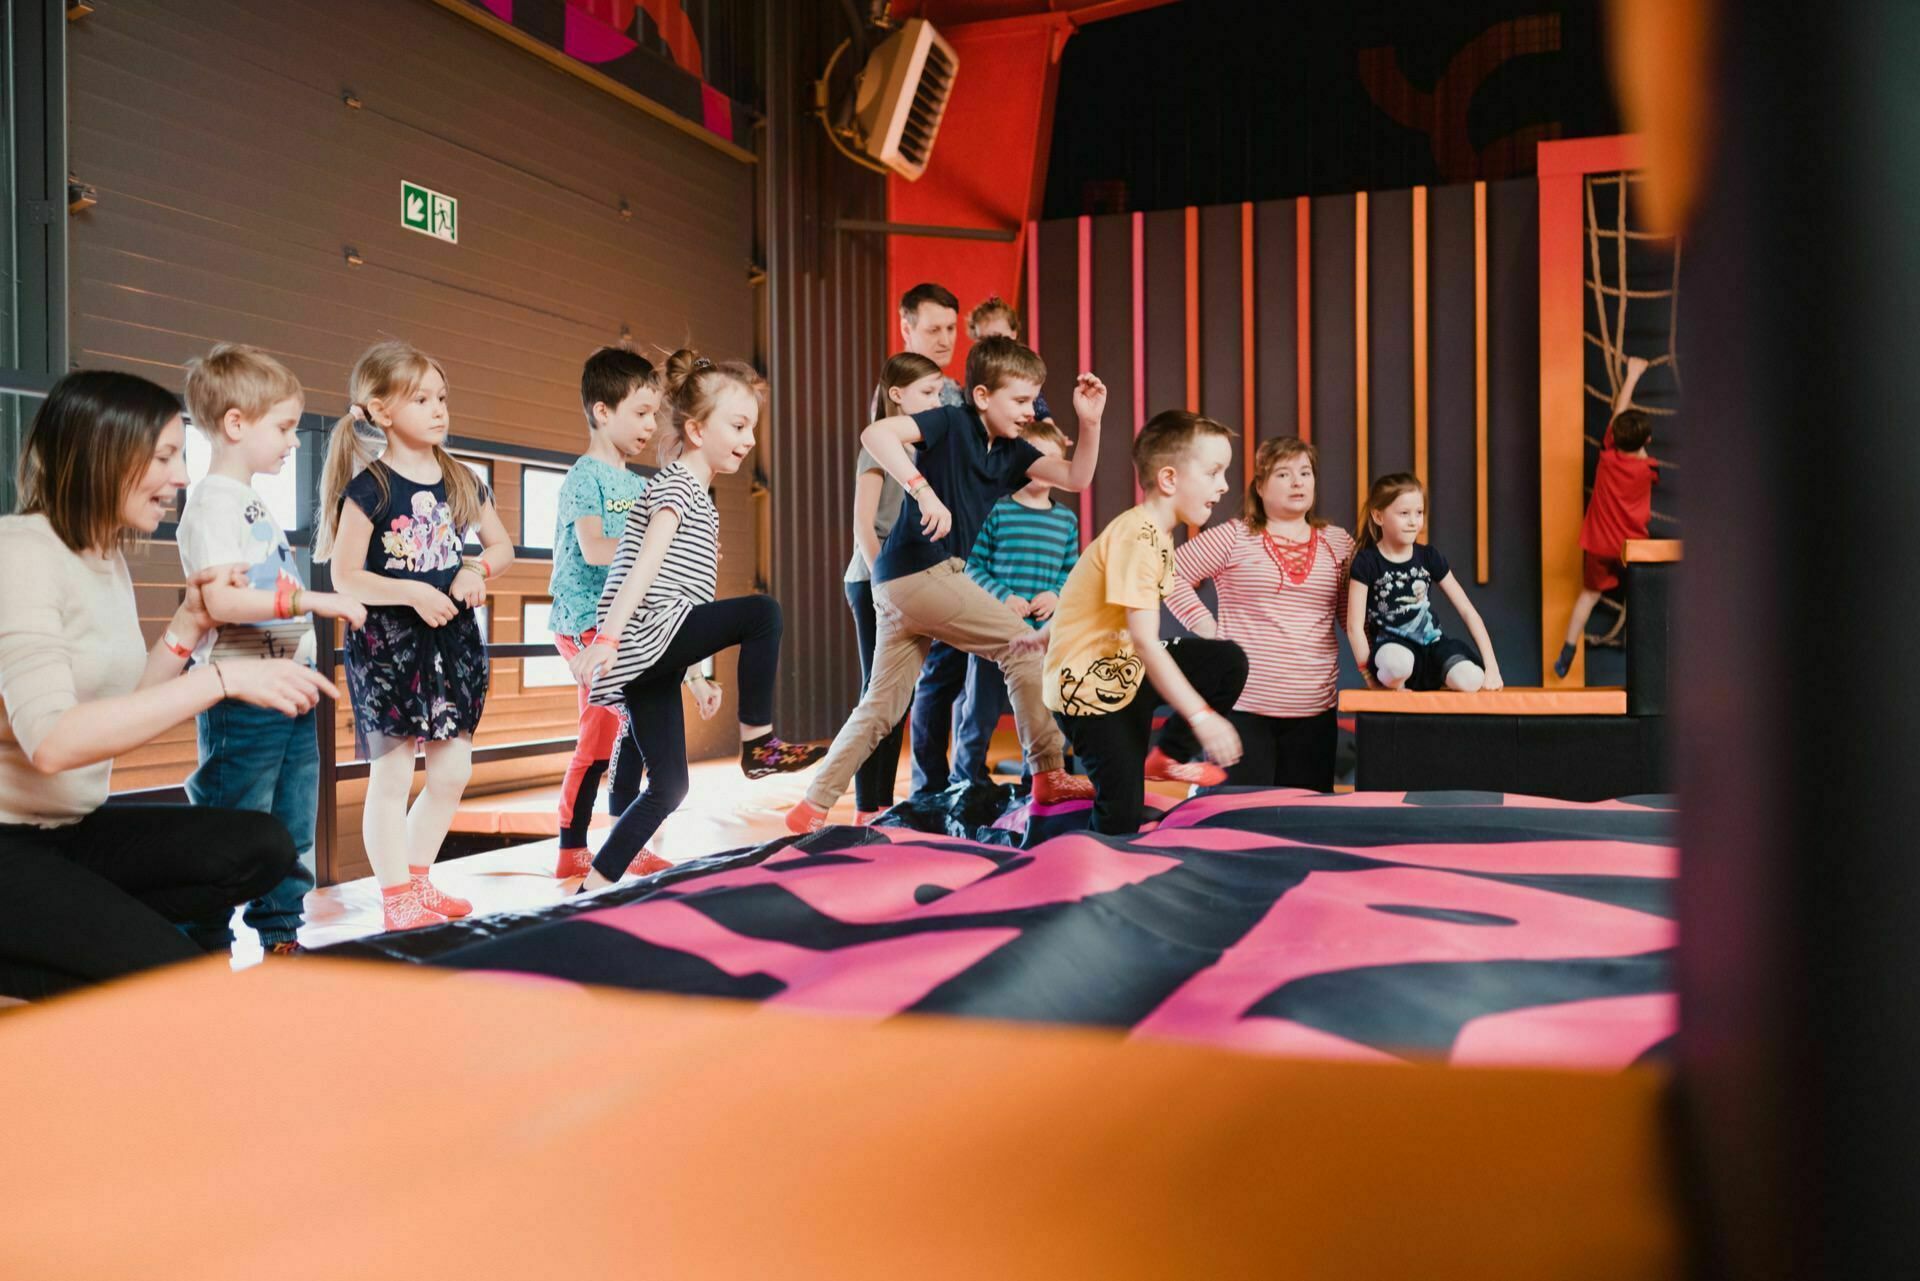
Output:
(219, 660), (339, 717)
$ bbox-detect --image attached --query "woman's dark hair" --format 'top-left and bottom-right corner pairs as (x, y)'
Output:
(18, 369), (182, 553)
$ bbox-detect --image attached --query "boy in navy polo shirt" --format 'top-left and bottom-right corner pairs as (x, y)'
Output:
(788, 337), (1105, 831)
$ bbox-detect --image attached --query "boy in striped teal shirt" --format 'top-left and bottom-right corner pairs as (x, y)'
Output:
(953, 423), (1080, 786)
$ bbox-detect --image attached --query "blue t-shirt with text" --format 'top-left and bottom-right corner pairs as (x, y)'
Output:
(549, 456), (649, 637)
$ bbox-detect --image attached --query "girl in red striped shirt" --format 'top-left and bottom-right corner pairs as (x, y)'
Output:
(1166, 437), (1355, 790)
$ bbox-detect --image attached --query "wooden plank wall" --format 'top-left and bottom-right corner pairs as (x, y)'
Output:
(66, 0), (760, 882)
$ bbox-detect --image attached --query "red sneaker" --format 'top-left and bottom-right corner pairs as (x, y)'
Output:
(381, 884), (448, 932)
(1144, 747), (1227, 787)
(1030, 769), (1095, 804)
(785, 799), (829, 834)
(628, 850), (673, 876)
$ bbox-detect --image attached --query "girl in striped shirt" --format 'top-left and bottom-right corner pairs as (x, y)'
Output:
(1166, 437), (1355, 791)
(568, 351), (825, 892)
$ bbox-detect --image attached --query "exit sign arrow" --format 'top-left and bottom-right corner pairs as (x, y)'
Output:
(401, 180), (457, 245)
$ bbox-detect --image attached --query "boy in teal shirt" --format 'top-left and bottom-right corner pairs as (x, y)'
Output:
(550, 348), (669, 879)
(952, 421), (1079, 786)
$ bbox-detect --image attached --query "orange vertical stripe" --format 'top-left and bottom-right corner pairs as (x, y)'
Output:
(1241, 202), (1256, 471)
(1354, 192), (1369, 522)
(1538, 168), (1587, 684)
(1296, 196), (1312, 441)
(1184, 206), (1201, 413)
(1474, 182), (1490, 584)
(1412, 185), (1429, 544)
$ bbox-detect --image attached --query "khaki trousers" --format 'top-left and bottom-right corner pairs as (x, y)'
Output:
(805, 560), (1066, 809)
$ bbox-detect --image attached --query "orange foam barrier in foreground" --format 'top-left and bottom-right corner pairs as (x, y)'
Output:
(0, 959), (1681, 1280)
(1340, 686), (1629, 716)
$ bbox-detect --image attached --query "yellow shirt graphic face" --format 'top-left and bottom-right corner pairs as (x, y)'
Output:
(1043, 507), (1174, 717)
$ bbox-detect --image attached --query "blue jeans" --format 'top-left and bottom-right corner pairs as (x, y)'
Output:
(184, 701), (318, 947)
(952, 654), (1007, 787)
(908, 641), (971, 796)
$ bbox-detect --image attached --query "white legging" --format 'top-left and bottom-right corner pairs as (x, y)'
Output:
(361, 736), (474, 889)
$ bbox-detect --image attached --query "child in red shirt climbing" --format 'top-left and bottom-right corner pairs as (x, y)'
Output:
(1555, 355), (1658, 679)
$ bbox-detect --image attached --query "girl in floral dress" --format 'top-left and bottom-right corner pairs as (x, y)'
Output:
(316, 340), (514, 930)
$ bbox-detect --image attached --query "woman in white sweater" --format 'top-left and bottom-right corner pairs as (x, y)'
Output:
(0, 370), (337, 999)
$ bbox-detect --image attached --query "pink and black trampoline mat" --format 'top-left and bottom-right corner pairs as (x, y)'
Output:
(325, 788), (1676, 1069)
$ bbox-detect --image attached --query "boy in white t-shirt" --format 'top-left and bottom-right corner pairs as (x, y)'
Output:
(176, 344), (364, 956)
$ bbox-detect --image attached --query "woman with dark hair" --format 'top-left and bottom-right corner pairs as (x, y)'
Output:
(0, 369), (337, 1000)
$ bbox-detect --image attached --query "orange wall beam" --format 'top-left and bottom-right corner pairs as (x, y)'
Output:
(1474, 181), (1490, 584)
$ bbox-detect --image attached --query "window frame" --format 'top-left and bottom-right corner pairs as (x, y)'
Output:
(519, 462), (568, 552)
(518, 596), (574, 691)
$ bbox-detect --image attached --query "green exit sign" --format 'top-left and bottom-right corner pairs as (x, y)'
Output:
(401, 180), (457, 244)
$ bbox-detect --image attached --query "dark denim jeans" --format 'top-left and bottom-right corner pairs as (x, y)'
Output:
(185, 701), (318, 947)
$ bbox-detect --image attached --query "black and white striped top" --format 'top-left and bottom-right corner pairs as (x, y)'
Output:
(587, 462), (719, 705)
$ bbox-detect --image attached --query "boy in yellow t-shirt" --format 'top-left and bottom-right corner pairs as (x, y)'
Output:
(1044, 410), (1250, 834)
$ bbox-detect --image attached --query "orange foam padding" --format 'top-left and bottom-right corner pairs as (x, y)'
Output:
(448, 786), (613, 837)
(1340, 687), (1629, 716)
(1622, 539), (1683, 564)
(1474, 180), (1489, 583)
(0, 960), (1680, 1279)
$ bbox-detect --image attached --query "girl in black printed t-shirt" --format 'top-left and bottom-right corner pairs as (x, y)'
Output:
(1346, 473), (1504, 693)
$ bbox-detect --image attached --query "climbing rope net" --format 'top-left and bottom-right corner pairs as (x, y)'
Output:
(1581, 171), (1682, 644)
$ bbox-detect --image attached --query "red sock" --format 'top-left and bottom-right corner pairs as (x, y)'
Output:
(554, 847), (593, 879)
(408, 865), (472, 918)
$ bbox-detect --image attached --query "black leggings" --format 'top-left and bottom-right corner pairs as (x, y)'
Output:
(1055, 637), (1250, 835)
(0, 804), (295, 1000)
(1225, 709), (1338, 792)
(844, 579), (907, 813)
(594, 595), (783, 880)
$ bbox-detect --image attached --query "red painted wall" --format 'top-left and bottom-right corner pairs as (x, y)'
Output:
(884, 16), (1073, 380)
